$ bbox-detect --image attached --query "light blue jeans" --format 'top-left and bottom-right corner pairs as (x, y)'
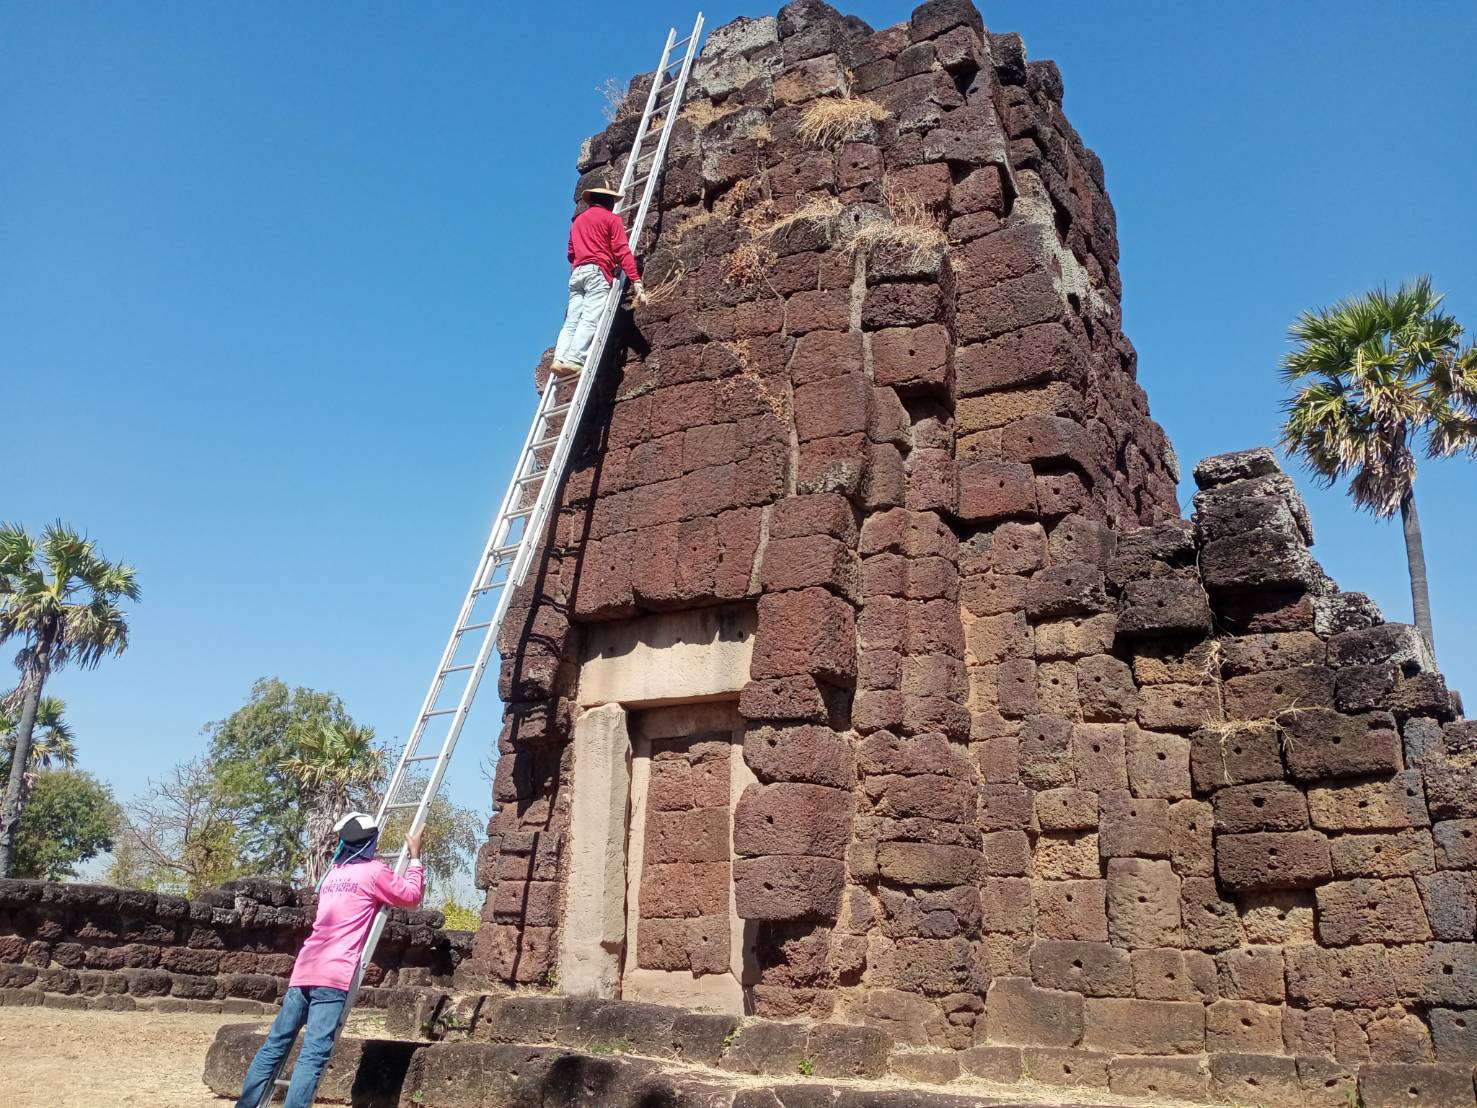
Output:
(553, 262), (612, 367)
(235, 986), (347, 1108)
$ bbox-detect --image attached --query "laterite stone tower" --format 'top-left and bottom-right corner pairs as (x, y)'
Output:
(470, 1), (1477, 1099)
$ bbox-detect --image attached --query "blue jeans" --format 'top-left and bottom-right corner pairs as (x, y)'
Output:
(553, 262), (612, 366)
(236, 986), (347, 1108)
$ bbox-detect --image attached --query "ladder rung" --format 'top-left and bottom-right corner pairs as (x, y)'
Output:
(530, 435), (561, 450)
(274, 1078), (291, 1087)
(505, 506), (535, 520)
(457, 621), (493, 633)
(385, 801), (421, 811)
(424, 708), (459, 718)
(405, 754), (441, 763)
(545, 402), (571, 416)
(441, 663), (476, 674)
(514, 470), (546, 487)
(492, 544), (521, 559)
(472, 581), (507, 595)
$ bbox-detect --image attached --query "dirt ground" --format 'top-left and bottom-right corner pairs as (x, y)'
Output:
(0, 1006), (252, 1107)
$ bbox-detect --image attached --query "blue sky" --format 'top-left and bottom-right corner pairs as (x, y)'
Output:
(3, 1), (1474, 880)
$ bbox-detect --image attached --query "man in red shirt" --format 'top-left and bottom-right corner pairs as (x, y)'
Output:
(551, 186), (643, 376)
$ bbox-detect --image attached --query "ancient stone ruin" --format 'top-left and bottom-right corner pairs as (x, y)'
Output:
(11, 1), (1476, 1105)
(460, 0), (1477, 1103)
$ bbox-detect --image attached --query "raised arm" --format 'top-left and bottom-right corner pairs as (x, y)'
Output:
(370, 831), (426, 908)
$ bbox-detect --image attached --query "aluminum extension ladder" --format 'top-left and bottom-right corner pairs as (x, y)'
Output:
(253, 12), (705, 1105)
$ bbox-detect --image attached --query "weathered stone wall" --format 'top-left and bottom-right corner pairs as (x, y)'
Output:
(0, 877), (467, 1013)
(475, 1), (1477, 1103)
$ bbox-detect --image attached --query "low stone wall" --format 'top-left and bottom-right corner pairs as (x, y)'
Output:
(0, 877), (469, 1014)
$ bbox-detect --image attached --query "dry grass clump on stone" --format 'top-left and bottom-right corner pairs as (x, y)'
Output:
(682, 98), (741, 130)
(796, 95), (890, 146)
(753, 194), (844, 243)
(727, 241), (777, 287)
(639, 263), (686, 305)
(842, 179), (948, 268)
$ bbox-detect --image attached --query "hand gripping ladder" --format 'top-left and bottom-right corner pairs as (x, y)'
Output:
(251, 13), (705, 1106)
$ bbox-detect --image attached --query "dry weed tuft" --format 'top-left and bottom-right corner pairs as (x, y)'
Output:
(641, 264), (687, 305)
(796, 95), (891, 147)
(727, 241), (777, 287)
(682, 98), (741, 130)
(842, 179), (948, 267)
(598, 78), (633, 123)
(755, 195), (844, 244)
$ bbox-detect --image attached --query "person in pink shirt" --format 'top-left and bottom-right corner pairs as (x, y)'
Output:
(235, 812), (425, 1108)
(550, 185), (644, 376)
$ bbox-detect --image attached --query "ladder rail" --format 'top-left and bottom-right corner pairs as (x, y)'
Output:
(250, 15), (706, 1108)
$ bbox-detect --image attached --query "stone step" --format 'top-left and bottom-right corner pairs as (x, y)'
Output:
(204, 1023), (1117, 1108)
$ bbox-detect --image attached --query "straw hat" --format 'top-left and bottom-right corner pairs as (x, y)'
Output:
(583, 186), (624, 201)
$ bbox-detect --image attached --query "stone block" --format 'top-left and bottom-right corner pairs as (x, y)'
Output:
(1169, 798), (1216, 877)
(1035, 788), (1097, 832)
(1434, 820), (1477, 869)
(1072, 724), (1128, 790)
(806, 1022), (891, 1079)
(733, 857), (843, 921)
(1281, 709), (1403, 781)
(1022, 1046), (1110, 1088)
(1308, 773), (1429, 831)
(1126, 726), (1191, 799)
(1030, 939), (1132, 998)
(888, 1048), (962, 1084)
(1034, 613), (1116, 661)
(1429, 1009), (1477, 1066)
(1117, 577), (1213, 637)
(1221, 631), (1327, 675)
(1017, 715), (1071, 788)
(1191, 722), (1285, 792)
(1316, 877), (1432, 945)
(1131, 947), (1217, 1002)
(960, 1044), (1023, 1081)
(1201, 527), (1319, 592)
(1337, 664), (1398, 712)
(1110, 1055), (1210, 1100)
(1206, 999), (1284, 1053)
(1106, 858), (1181, 947)
(1425, 766), (1477, 821)
(1180, 877), (1245, 952)
(1024, 562), (1109, 620)
(981, 878), (1034, 935)
(1214, 781), (1310, 833)
(752, 588), (856, 684)
(1389, 942), (1477, 1007)
(1033, 879), (1106, 942)
(743, 725), (854, 788)
(876, 842), (981, 887)
(1138, 683), (1223, 733)
(1419, 871), (1477, 940)
(987, 520), (1047, 574)
(983, 977), (1084, 1047)
(1098, 791), (1170, 858)
(721, 1018), (809, 1075)
(1077, 654), (1140, 722)
(1358, 1063), (1476, 1108)
(1034, 832), (1100, 881)
(1209, 1053), (1303, 1107)
(734, 783), (851, 858)
(760, 533), (859, 598)
(1224, 667), (1337, 720)
(1216, 945), (1285, 1002)
(978, 784), (1035, 832)
(1328, 623), (1436, 672)
(871, 324), (950, 394)
(958, 459), (1037, 522)
(1083, 998), (1205, 1055)
(1285, 943), (1398, 1007)
(1217, 830), (1332, 892)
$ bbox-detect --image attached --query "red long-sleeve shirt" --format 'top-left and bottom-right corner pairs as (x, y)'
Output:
(568, 205), (641, 284)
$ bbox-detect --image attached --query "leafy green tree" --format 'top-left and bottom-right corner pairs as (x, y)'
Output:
(204, 678), (356, 877)
(1281, 277), (1477, 654)
(2, 696), (77, 779)
(0, 522), (138, 876)
(11, 770), (120, 881)
(280, 718), (383, 884)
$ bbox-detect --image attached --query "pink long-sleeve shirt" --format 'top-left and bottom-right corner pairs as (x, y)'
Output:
(289, 859), (424, 990)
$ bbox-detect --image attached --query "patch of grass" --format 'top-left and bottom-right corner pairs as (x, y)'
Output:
(797, 1057), (815, 1077)
(597, 78), (630, 123)
(682, 98), (741, 130)
(842, 179), (948, 268)
(726, 241), (778, 287)
(796, 95), (890, 146)
(756, 195), (844, 244)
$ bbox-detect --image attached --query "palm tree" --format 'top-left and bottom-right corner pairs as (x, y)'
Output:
(1, 696), (78, 779)
(1281, 276), (1477, 655)
(0, 522), (138, 876)
(279, 718), (384, 885)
